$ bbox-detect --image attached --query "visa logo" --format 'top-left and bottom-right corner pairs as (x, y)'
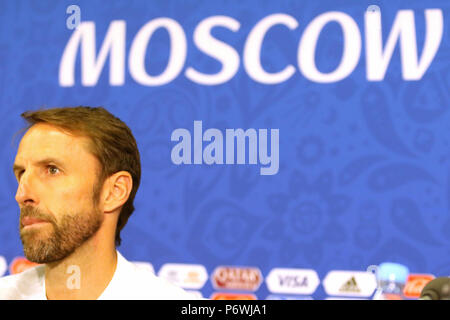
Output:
(266, 268), (320, 295)
(279, 275), (309, 287)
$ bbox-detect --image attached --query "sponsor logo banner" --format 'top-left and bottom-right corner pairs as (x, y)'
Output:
(186, 290), (204, 299)
(158, 263), (208, 289)
(211, 292), (257, 300)
(0, 256), (7, 277)
(9, 257), (40, 275)
(266, 295), (313, 300)
(211, 266), (262, 291)
(325, 297), (368, 300)
(265, 268), (320, 295)
(323, 270), (377, 297)
(403, 274), (435, 299)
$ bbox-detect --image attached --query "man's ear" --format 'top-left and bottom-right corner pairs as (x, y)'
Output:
(102, 171), (133, 213)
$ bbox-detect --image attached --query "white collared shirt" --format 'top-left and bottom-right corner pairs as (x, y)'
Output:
(0, 251), (199, 300)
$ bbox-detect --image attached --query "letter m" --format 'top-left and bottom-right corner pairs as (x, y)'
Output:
(59, 21), (126, 87)
(226, 128), (257, 165)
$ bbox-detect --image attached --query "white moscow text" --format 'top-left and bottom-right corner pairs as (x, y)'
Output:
(59, 9), (443, 86)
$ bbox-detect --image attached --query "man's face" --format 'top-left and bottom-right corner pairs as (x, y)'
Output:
(13, 123), (104, 263)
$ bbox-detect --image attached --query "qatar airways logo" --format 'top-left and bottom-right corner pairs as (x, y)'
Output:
(59, 9), (443, 87)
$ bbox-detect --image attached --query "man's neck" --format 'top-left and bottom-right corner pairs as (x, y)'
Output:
(44, 234), (117, 300)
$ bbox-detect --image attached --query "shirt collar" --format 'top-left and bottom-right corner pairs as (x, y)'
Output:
(41, 250), (129, 300)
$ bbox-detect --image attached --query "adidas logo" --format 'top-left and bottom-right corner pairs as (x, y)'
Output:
(339, 276), (361, 293)
(323, 271), (377, 297)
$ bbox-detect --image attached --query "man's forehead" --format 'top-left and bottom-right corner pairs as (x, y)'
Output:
(15, 123), (92, 162)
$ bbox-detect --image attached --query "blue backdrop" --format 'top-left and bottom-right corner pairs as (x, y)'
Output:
(0, 0), (449, 300)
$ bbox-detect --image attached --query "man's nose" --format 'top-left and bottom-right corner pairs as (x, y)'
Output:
(15, 171), (38, 206)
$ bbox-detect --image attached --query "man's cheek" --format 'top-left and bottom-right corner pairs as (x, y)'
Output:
(61, 179), (93, 202)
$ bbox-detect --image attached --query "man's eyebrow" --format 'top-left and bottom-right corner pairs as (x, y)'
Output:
(13, 158), (66, 174)
(35, 158), (66, 168)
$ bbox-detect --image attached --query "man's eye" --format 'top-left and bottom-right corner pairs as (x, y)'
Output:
(47, 166), (60, 175)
